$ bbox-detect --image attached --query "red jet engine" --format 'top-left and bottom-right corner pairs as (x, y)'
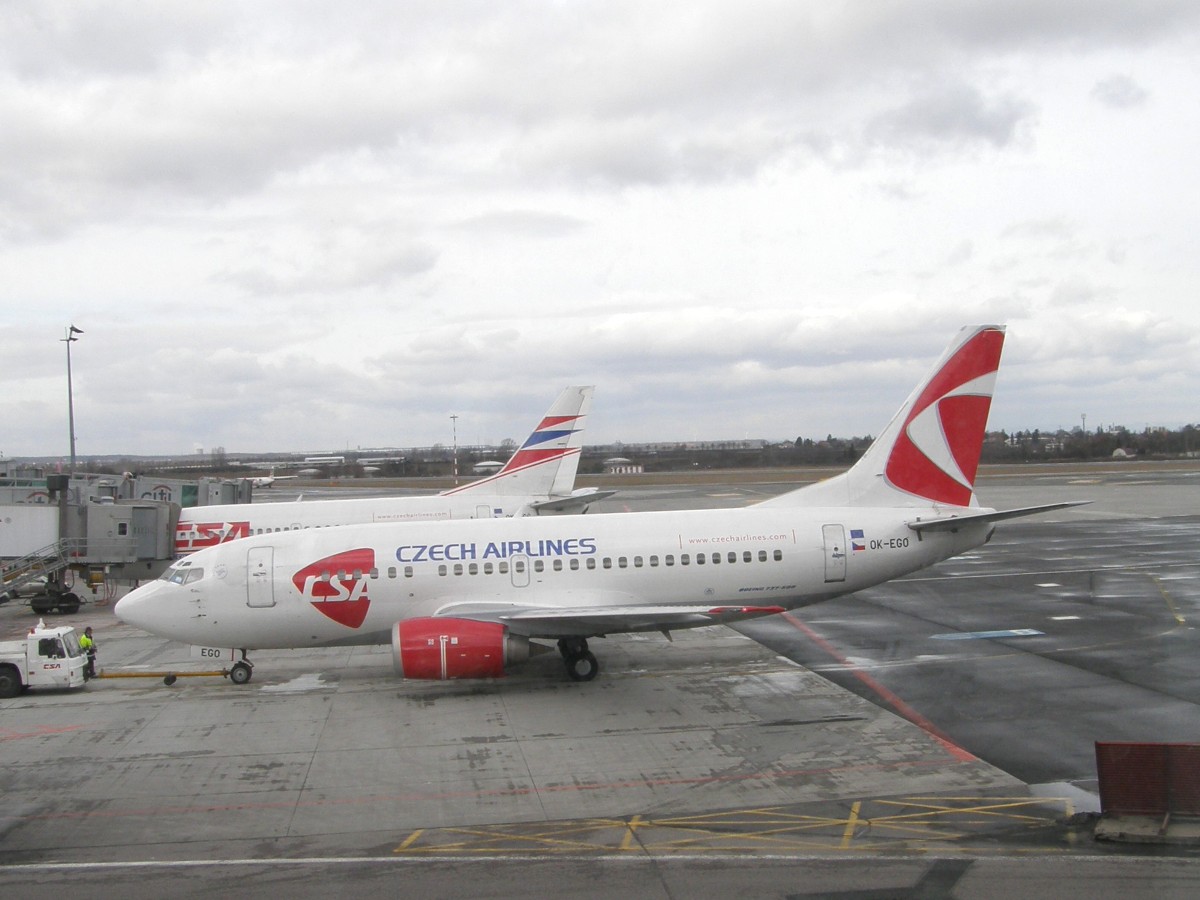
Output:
(391, 618), (544, 680)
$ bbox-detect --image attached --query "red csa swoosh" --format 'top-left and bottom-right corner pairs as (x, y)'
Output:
(884, 328), (1003, 505)
(292, 548), (375, 629)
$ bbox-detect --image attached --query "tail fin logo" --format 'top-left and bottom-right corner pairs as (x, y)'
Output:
(497, 414), (583, 474)
(292, 548), (375, 629)
(884, 328), (1004, 506)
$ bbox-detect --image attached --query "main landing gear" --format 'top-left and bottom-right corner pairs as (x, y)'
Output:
(557, 637), (599, 682)
(229, 650), (254, 685)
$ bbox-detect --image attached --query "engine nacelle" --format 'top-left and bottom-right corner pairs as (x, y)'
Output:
(391, 618), (538, 680)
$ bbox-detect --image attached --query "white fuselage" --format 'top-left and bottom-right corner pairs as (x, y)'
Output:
(174, 493), (535, 555)
(121, 502), (993, 650)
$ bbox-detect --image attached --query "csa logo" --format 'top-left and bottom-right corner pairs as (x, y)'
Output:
(175, 521), (250, 553)
(292, 548), (375, 629)
(884, 328), (1003, 507)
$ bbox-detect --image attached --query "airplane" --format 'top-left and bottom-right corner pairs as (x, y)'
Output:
(246, 469), (298, 489)
(117, 326), (1084, 685)
(173, 386), (611, 554)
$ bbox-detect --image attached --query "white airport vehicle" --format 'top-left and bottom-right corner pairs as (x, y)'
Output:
(0, 620), (89, 697)
(117, 326), (1083, 684)
(173, 386), (612, 555)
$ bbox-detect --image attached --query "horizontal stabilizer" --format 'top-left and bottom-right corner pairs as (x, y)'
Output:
(907, 500), (1092, 533)
(520, 488), (617, 515)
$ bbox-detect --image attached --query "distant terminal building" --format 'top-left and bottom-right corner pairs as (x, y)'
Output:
(603, 457), (643, 475)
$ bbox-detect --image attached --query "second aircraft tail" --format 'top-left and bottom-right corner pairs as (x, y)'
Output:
(442, 386), (594, 499)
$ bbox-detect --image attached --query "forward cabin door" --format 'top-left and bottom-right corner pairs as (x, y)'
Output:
(246, 546), (276, 608)
(822, 524), (847, 583)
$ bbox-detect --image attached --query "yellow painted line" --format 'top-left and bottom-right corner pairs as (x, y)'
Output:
(620, 815), (644, 851)
(870, 798), (1064, 828)
(393, 830), (423, 852)
(1150, 575), (1186, 624)
(840, 801), (861, 850)
(389, 796), (1078, 855)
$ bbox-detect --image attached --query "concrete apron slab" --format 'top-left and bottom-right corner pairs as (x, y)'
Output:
(0, 620), (1020, 862)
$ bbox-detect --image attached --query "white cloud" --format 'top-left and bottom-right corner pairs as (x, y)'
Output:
(3, 1), (1200, 457)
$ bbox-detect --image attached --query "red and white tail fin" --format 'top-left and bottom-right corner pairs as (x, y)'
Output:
(762, 325), (1006, 509)
(441, 386), (593, 499)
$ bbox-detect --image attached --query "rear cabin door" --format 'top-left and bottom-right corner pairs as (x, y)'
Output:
(822, 524), (847, 583)
(246, 546), (276, 608)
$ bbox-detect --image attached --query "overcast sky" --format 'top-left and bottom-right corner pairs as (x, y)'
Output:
(3, 2), (1198, 459)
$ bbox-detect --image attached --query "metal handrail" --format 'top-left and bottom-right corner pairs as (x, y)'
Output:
(0, 539), (83, 592)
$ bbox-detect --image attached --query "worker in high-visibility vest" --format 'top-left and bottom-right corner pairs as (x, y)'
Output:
(79, 626), (96, 679)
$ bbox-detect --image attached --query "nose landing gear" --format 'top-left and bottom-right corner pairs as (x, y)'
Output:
(228, 650), (254, 685)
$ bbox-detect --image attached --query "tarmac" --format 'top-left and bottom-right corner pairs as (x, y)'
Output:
(2, 460), (1200, 898)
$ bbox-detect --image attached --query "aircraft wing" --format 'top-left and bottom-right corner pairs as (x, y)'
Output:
(431, 595), (785, 637)
(517, 488), (618, 516)
(907, 500), (1091, 533)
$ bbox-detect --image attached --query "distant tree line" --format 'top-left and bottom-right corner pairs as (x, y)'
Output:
(79, 423), (1200, 480)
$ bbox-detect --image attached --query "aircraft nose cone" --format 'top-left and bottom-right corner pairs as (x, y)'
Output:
(115, 582), (167, 633)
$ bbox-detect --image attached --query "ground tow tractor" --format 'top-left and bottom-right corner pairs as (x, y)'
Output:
(0, 620), (89, 697)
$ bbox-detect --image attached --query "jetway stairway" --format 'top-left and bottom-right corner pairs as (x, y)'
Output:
(0, 539), (84, 613)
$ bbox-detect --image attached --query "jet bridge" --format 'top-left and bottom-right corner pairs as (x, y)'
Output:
(1, 475), (181, 613)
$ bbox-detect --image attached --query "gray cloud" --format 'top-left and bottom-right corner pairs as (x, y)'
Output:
(1092, 74), (1150, 109)
(3, 3), (1199, 456)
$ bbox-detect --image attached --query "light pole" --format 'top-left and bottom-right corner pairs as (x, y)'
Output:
(450, 414), (459, 486)
(62, 325), (83, 473)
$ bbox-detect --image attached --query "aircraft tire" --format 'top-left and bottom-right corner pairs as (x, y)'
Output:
(566, 651), (599, 682)
(229, 661), (253, 685)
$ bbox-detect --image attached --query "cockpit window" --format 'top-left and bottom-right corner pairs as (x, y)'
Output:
(164, 563), (205, 585)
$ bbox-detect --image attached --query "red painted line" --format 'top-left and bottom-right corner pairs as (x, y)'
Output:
(0, 724), (88, 742)
(780, 612), (977, 763)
